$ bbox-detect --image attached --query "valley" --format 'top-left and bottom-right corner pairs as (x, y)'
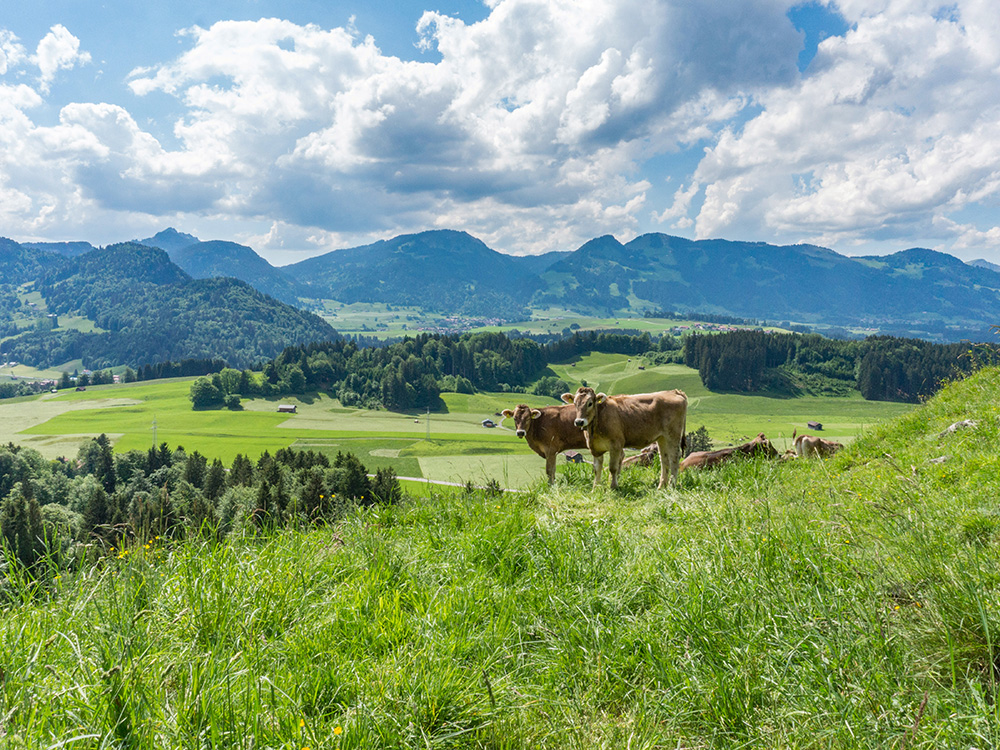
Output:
(0, 353), (914, 488)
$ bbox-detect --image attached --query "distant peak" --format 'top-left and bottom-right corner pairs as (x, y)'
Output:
(138, 228), (200, 253)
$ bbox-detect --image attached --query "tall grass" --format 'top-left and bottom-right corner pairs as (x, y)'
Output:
(3, 368), (1000, 748)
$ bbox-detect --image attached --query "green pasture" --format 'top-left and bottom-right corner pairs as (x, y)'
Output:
(547, 352), (913, 448)
(0, 355), (914, 485)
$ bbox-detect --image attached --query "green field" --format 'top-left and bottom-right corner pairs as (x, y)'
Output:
(0, 354), (914, 486)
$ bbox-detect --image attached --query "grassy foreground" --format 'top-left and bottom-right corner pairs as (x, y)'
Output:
(2, 368), (999, 748)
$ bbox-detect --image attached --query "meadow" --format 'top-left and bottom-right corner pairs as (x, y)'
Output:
(0, 354), (911, 488)
(1, 365), (998, 748)
(0, 353), (913, 490)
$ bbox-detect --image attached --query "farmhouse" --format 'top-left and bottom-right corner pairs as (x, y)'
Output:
(481, 419), (496, 428)
(277, 404), (297, 414)
(807, 421), (823, 430)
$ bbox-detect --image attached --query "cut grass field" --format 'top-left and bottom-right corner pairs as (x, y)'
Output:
(0, 353), (912, 486)
(2, 367), (999, 748)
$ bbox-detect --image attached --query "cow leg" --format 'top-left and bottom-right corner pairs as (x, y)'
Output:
(592, 453), (604, 487)
(656, 436), (676, 488)
(608, 447), (624, 489)
(545, 451), (556, 485)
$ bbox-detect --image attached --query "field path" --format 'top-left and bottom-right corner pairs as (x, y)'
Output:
(0, 394), (142, 456)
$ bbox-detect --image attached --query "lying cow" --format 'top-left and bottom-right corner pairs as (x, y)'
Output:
(621, 443), (659, 470)
(793, 430), (843, 458)
(562, 387), (687, 489)
(501, 403), (589, 484)
(680, 432), (778, 471)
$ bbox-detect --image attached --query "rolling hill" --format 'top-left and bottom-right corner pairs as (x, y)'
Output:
(3, 242), (337, 369)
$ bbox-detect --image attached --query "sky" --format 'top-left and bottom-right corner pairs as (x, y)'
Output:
(2, 0), (999, 265)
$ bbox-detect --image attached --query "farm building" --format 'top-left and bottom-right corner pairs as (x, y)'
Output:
(481, 419), (496, 428)
(564, 451), (585, 464)
(277, 404), (297, 414)
(807, 421), (823, 430)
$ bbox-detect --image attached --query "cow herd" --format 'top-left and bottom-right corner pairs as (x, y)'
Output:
(503, 386), (843, 488)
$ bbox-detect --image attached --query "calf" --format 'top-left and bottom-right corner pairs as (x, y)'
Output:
(501, 403), (589, 484)
(679, 432), (778, 471)
(562, 386), (687, 489)
(793, 431), (843, 458)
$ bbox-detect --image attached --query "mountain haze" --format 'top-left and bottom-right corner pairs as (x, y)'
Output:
(285, 229), (540, 318)
(171, 240), (310, 305)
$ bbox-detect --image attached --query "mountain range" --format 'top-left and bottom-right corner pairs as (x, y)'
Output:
(5, 228), (1000, 344)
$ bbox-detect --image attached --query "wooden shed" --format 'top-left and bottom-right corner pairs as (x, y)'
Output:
(277, 404), (297, 414)
(807, 421), (822, 431)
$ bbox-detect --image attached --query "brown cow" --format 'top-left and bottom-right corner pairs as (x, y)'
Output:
(561, 387), (687, 489)
(793, 431), (843, 458)
(679, 432), (778, 471)
(501, 403), (589, 484)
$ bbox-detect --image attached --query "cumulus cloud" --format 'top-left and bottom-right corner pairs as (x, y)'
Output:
(33, 25), (91, 92)
(687, 0), (1000, 255)
(2, 1), (998, 260)
(113, 0), (804, 253)
(0, 30), (26, 75)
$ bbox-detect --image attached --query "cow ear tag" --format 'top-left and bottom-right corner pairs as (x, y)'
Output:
(501, 409), (514, 418)
(596, 393), (608, 403)
(530, 409), (542, 419)
(560, 393), (575, 403)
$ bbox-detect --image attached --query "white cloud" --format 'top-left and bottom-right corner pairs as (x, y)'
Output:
(4, 1), (997, 260)
(0, 30), (26, 75)
(688, 0), (1000, 255)
(33, 25), (91, 92)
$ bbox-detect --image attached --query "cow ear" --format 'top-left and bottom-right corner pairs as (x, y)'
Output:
(501, 409), (513, 418)
(560, 392), (575, 403)
(530, 409), (542, 419)
(596, 392), (608, 403)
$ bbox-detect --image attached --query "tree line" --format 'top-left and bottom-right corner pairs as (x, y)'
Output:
(683, 329), (999, 402)
(0, 437), (402, 584)
(189, 327), (992, 410)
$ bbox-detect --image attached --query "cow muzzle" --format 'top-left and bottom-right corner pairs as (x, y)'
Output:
(574, 418), (588, 428)
(515, 429), (526, 438)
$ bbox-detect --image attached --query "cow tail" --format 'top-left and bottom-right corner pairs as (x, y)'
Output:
(681, 432), (687, 456)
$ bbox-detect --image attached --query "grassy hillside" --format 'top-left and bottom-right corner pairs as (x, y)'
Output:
(1, 367), (998, 747)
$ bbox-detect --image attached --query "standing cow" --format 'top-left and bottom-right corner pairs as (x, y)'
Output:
(562, 386), (687, 489)
(501, 403), (589, 484)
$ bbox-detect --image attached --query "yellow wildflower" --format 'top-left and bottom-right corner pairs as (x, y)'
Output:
(334, 725), (343, 735)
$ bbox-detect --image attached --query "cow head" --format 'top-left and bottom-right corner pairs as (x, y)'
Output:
(753, 433), (779, 458)
(502, 404), (541, 438)
(562, 386), (607, 428)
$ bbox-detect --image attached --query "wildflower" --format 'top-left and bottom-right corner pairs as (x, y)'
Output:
(300, 719), (305, 728)
(334, 726), (343, 735)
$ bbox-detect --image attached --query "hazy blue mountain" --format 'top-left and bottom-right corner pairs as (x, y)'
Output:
(534, 234), (1000, 339)
(138, 228), (199, 255)
(285, 229), (540, 318)
(969, 258), (1000, 274)
(509, 250), (572, 274)
(172, 240), (311, 305)
(21, 241), (95, 257)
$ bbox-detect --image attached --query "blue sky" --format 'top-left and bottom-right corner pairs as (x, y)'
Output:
(2, 1), (999, 265)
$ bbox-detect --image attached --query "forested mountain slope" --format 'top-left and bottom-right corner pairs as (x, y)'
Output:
(4, 243), (337, 369)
